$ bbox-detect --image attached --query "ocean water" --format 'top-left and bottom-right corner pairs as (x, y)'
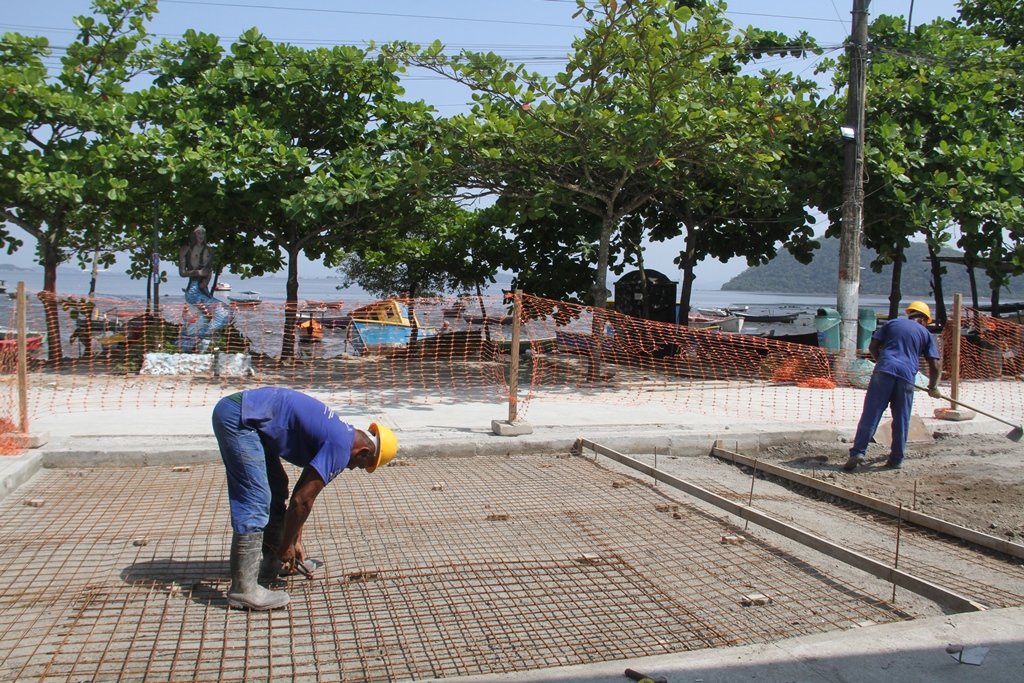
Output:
(2, 263), (907, 311)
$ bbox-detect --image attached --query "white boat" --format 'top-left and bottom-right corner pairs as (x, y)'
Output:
(228, 290), (261, 307)
(214, 281), (231, 292)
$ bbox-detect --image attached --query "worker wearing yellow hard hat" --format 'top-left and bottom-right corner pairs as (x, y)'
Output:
(843, 301), (940, 473)
(904, 300), (932, 324)
(211, 387), (399, 610)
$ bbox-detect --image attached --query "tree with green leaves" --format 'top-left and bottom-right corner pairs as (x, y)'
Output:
(144, 29), (437, 357)
(958, 0), (1024, 47)
(0, 0), (156, 362)
(395, 0), (819, 314)
(815, 13), (1024, 324)
(336, 199), (498, 299)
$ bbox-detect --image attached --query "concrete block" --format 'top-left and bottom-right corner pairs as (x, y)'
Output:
(934, 407), (977, 422)
(140, 352), (252, 377)
(9, 432), (49, 448)
(491, 419), (533, 436)
(874, 415), (931, 446)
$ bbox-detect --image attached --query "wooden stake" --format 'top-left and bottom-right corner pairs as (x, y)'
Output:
(507, 289), (522, 423)
(17, 281), (29, 434)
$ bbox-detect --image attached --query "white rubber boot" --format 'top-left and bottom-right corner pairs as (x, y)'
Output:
(227, 531), (289, 610)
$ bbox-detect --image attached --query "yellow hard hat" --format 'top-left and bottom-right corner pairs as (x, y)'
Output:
(905, 300), (932, 324)
(366, 422), (398, 473)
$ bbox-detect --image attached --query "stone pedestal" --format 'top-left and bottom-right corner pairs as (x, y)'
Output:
(491, 419), (533, 436)
(934, 407), (977, 422)
(874, 415), (931, 446)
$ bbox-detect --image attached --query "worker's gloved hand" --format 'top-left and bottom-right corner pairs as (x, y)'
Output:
(928, 385), (941, 399)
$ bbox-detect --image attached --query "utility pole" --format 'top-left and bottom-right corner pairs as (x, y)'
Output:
(837, 0), (870, 361)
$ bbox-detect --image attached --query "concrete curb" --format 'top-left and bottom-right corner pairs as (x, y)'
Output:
(31, 427), (842, 468)
(0, 450), (42, 503)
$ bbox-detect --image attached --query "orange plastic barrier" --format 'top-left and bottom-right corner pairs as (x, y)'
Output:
(3, 290), (1023, 455)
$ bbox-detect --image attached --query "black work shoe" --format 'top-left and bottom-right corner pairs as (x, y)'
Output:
(842, 456), (863, 472)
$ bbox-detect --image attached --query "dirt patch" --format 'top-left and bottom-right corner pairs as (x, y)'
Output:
(753, 433), (1024, 542)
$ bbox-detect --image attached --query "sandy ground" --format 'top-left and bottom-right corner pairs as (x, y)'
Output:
(586, 430), (1024, 620)
(754, 432), (1024, 542)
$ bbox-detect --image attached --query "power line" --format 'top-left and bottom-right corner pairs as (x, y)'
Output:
(158, 0), (580, 29)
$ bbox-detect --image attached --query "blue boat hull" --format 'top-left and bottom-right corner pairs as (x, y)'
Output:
(348, 320), (437, 355)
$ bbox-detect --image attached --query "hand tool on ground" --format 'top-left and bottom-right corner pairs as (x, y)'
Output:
(624, 667), (667, 683)
(293, 558), (314, 580)
(916, 385), (1024, 442)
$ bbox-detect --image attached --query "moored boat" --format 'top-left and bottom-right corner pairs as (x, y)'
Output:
(296, 317), (324, 342)
(735, 311), (800, 324)
(345, 299), (437, 355)
(303, 299), (345, 310)
(228, 290), (261, 307)
(0, 330), (45, 352)
(685, 314), (744, 333)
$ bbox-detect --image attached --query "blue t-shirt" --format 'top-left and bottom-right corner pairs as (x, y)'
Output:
(239, 387), (354, 484)
(872, 317), (939, 383)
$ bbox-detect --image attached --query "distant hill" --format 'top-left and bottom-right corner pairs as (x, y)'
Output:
(721, 238), (1024, 299)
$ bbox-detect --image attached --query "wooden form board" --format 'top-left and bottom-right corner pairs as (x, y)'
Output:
(709, 442), (1024, 561)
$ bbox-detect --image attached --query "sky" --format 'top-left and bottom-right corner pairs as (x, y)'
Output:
(2, 0), (962, 287)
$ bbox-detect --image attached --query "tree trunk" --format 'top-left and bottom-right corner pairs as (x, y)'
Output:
(637, 251), (650, 320)
(887, 246), (903, 320)
(280, 250), (300, 359)
(475, 284), (491, 342)
(678, 230), (698, 327)
(586, 215), (616, 382)
(41, 238), (63, 365)
(927, 241), (946, 327)
(408, 279), (420, 344)
(89, 246), (100, 299)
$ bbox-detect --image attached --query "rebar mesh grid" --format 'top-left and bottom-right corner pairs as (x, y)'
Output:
(1, 455), (911, 682)
(695, 478), (1024, 609)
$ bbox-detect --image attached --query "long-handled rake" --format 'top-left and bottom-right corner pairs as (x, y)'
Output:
(917, 385), (1024, 442)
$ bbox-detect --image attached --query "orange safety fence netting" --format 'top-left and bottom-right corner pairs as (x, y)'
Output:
(940, 307), (1024, 420)
(2, 290), (1023, 454)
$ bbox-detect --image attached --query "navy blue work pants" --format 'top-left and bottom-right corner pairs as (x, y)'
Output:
(850, 371), (914, 464)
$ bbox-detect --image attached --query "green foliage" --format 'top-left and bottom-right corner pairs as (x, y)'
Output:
(142, 29), (438, 356)
(958, 0), (1024, 47)
(812, 11), (1024, 302)
(395, 0), (822, 307)
(0, 0), (157, 361)
(336, 200), (498, 298)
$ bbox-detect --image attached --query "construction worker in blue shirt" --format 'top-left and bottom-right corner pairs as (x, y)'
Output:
(212, 386), (398, 610)
(844, 301), (941, 472)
